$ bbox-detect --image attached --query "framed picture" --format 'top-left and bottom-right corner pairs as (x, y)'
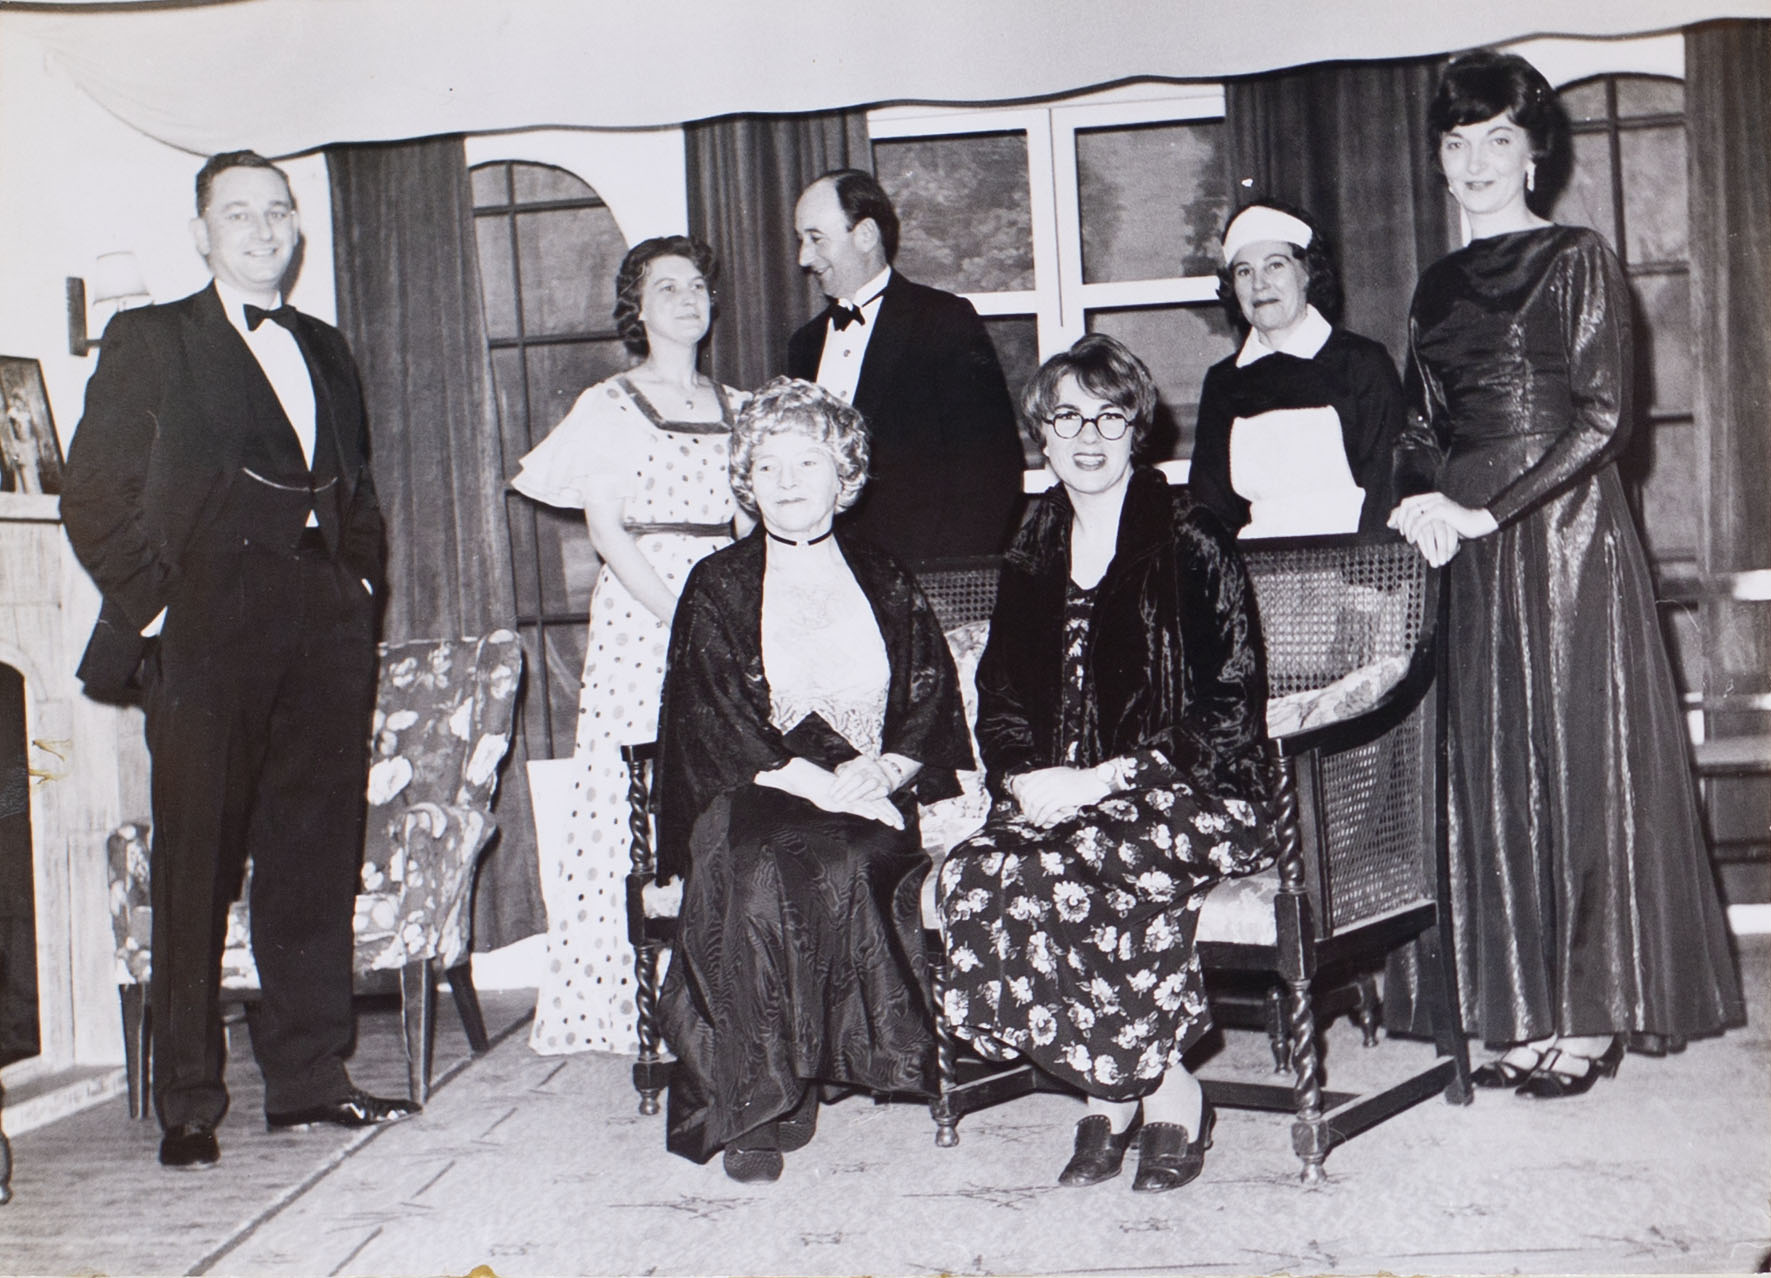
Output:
(0, 356), (64, 497)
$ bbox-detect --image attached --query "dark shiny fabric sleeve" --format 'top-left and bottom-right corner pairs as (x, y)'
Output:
(1484, 234), (1634, 528)
(971, 500), (1066, 799)
(1164, 509), (1270, 796)
(1393, 308), (1449, 504)
(653, 563), (793, 885)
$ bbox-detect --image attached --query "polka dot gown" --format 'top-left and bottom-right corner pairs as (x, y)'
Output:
(512, 376), (740, 1055)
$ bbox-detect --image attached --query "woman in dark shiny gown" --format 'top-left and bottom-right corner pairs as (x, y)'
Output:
(1390, 51), (1742, 1098)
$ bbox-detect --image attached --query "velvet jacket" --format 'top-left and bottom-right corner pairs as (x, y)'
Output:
(974, 466), (1269, 804)
(653, 528), (974, 885)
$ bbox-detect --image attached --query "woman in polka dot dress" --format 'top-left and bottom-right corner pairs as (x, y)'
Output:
(511, 236), (748, 1054)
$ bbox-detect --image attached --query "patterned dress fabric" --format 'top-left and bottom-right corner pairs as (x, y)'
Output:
(937, 468), (1274, 1101)
(510, 375), (740, 1055)
(1391, 225), (1742, 1044)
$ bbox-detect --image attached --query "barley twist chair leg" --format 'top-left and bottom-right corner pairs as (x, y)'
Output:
(632, 940), (666, 1116)
(1287, 973), (1328, 1185)
(929, 940), (960, 1147)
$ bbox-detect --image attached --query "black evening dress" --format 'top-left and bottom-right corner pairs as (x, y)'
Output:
(1392, 224), (1742, 1045)
(653, 531), (973, 1163)
(937, 468), (1274, 1099)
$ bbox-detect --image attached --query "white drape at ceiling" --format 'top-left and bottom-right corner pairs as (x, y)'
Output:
(9, 0), (1771, 156)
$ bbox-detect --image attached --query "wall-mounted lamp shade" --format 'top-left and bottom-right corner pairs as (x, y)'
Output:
(89, 251), (149, 305)
(68, 251), (151, 357)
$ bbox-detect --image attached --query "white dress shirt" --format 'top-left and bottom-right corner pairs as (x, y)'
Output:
(813, 266), (891, 405)
(214, 278), (317, 466)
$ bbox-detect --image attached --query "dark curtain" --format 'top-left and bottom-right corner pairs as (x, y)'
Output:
(684, 110), (871, 392)
(1687, 20), (1771, 718)
(327, 135), (544, 952)
(1227, 58), (1454, 361)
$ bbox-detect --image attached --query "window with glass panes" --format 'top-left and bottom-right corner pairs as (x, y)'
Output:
(471, 161), (630, 762)
(1545, 74), (1698, 683)
(869, 88), (1237, 465)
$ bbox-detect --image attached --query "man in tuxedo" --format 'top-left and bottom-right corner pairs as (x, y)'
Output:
(788, 169), (1023, 564)
(61, 151), (414, 1170)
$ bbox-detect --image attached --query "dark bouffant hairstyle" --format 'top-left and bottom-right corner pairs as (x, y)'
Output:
(817, 168), (901, 264)
(1019, 333), (1158, 455)
(195, 150), (292, 215)
(612, 235), (719, 357)
(1429, 50), (1559, 160)
(1215, 197), (1343, 334)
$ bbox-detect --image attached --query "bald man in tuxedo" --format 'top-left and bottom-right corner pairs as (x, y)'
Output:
(788, 169), (1023, 564)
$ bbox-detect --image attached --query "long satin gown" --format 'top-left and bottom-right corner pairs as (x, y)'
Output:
(1393, 224), (1742, 1045)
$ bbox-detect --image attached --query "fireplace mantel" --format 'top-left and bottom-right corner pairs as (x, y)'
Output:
(0, 495), (148, 1124)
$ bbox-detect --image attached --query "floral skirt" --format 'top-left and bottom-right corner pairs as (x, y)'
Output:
(937, 772), (1270, 1101)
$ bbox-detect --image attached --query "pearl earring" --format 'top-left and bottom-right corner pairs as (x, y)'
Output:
(1526, 161), (1537, 193)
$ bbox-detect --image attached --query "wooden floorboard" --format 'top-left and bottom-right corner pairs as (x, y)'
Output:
(1, 985), (535, 1277)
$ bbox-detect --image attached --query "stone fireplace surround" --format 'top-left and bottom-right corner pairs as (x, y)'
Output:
(0, 493), (145, 1131)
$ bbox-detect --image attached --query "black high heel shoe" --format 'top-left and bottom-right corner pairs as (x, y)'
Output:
(1470, 1045), (1552, 1089)
(1059, 1111), (1142, 1186)
(1132, 1101), (1215, 1193)
(1515, 1037), (1624, 1100)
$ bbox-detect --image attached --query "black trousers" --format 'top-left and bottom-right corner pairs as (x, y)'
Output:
(143, 540), (376, 1128)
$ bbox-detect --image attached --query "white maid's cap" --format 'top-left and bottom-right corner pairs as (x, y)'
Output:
(1222, 205), (1314, 265)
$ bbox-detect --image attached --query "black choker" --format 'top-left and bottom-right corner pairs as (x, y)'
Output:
(765, 527), (835, 547)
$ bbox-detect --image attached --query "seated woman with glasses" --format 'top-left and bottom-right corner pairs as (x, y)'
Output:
(937, 334), (1274, 1194)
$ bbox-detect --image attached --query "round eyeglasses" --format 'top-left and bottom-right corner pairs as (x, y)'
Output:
(1047, 408), (1132, 440)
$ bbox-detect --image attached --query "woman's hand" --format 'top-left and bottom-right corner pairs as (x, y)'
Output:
(1389, 492), (1498, 567)
(1010, 766), (1114, 829)
(830, 752), (922, 805)
(830, 755), (894, 804)
(758, 758), (906, 830)
(583, 494), (680, 624)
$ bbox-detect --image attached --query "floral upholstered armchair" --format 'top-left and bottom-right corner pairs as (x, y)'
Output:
(108, 629), (523, 1115)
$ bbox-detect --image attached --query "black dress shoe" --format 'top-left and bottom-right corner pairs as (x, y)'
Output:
(1132, 1103), (1214, 1193)
(266, 1087), (420, 1131)
(723, 1123), (783, 1183)
(1515, 1038), (1624, 1100)
(1058, 1112), (1141, 1187)
(159, 1122), (220, 1170)
(776, 1087), (819, 1154)
(1470, 1046), (1551, 1089)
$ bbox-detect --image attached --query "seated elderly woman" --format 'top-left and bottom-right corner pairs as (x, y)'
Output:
(1188, 199), (1407, 539)
(938, 334), (1273, 1194)
(653, 377), (973, 1183)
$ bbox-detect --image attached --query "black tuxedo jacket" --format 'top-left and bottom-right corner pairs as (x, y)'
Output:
(787, 272), (1022, 563)
(62, 284), (385, 700)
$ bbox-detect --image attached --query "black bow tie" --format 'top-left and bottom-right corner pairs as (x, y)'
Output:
(244, 303), (297, 332)
(828, 300), (865, 332)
